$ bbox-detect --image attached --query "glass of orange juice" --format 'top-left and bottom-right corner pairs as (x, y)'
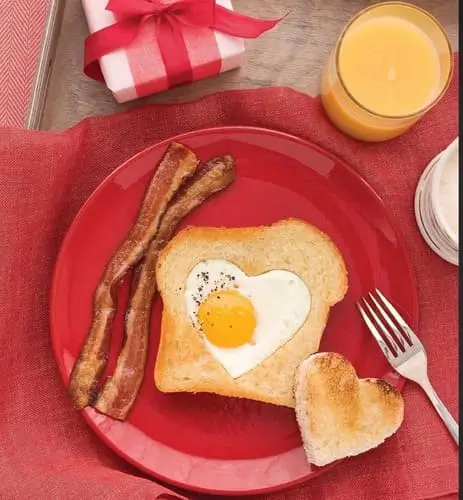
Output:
(321, 2), (453, 142)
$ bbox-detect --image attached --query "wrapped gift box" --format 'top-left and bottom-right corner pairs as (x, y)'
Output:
(82, 0), (246, 103)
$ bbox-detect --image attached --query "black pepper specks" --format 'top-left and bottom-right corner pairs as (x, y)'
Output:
(189, 267), (238, 311)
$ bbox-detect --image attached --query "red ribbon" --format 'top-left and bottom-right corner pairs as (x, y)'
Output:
(85, 0), (282, 89)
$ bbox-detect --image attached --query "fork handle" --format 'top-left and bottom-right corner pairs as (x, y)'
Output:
(420, 378), (459, 445)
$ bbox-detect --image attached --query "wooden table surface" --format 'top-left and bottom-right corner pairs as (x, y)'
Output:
(41, 0), (459, 131)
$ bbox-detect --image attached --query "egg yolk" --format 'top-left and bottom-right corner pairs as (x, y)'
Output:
(197, 290), (256, 348)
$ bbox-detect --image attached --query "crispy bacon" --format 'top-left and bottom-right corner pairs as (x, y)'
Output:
(68, 143), (200, 409)
(93, 156), (236, 420)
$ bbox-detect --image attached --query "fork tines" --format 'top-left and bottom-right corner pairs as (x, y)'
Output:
(359, 289), (458, 445)
(357, 289), (419, 360)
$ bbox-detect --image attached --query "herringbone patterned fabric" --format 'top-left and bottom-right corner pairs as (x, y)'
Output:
(0, 0), (50, 128)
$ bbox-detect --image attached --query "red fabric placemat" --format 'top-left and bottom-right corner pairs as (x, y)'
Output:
(0, 58), (458, 499)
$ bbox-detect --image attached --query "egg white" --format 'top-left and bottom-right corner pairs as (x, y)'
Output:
(184, 260), (311, 378)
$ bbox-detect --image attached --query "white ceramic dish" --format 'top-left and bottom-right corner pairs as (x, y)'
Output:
(414, 138), (459, 266)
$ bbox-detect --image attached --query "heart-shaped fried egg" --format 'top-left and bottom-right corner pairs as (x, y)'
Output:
(184, 260), (311, 378)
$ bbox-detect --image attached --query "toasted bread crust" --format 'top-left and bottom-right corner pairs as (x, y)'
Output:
(154, 219), (348, 407)
(295, 352), (404, 466)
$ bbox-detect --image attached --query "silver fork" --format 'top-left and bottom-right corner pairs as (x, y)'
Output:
(358, 288), (458, 445)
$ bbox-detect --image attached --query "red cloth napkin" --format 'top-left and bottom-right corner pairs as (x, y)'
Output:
(0, 0), (52, 127)
(0, 58), (458, 500)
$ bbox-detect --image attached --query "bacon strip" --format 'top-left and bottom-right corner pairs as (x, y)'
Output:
(68, 143), (200, 409)
(93, 156), (236, 420)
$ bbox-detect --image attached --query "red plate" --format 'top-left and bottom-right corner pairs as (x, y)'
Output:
(50, 127), (418, 496)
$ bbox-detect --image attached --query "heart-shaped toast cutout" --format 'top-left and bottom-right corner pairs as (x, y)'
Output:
(184, 259), (311, 378)
(295, 352), (404, 467)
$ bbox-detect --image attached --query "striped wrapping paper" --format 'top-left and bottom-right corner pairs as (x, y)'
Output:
(0, 0), (62, 129)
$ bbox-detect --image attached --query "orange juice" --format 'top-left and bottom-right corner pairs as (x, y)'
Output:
(321, 2), (453, 142)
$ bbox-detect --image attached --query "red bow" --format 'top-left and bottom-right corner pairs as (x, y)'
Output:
(85, 0), (282, 88)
